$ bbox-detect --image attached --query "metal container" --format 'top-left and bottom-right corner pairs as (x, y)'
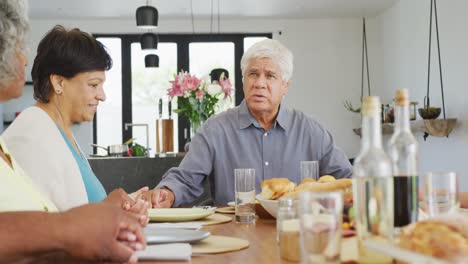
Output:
(90, 144), (129, 157)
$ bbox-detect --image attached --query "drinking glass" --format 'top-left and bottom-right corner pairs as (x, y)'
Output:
(299, 191), (342, 264)
(301, 161), (319, 182)
(423, 171), (459, 217)
(235, 168), (256, 223)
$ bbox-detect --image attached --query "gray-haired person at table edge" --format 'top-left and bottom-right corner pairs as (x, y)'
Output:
(0, 1), (145, 262)
(140, 39), (353, 208)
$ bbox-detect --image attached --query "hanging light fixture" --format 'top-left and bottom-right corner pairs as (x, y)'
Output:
(145, 54), (159, 68)
(136, 0), (158, 29)
(140, 32), (158, 50)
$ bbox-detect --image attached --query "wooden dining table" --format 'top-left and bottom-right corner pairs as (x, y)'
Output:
(140, 214), (358, 264)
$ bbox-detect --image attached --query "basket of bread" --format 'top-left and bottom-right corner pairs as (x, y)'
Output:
(256, 175), (353, 223)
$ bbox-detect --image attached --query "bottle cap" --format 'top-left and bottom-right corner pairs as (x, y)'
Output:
(395, 89), (409, 106)
(361, 96), (381, 117)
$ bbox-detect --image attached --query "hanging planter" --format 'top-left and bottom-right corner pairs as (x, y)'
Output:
(420, 0), (457, 140)
(351, 10), (457, 139)
(344, 18), (370, 114)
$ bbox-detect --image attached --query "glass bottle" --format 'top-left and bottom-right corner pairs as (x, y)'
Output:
(388, 89), (418, 236)
(353, 96), (394, 264)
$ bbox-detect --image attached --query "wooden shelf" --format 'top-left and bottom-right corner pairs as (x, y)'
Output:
(353, 118), (458, 140)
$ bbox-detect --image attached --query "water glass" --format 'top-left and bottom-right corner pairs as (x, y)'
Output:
(299, 191), (342, 264)
(301, 161), (319, 182)
(235, 168), (256, 223)
(423, 171), (459, 217)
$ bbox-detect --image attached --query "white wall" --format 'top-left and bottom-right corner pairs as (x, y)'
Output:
(10, 17), (364, 157)
(372, 0), (468, 191)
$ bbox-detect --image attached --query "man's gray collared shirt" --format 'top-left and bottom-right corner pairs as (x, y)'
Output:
(157, 101), (352, 207)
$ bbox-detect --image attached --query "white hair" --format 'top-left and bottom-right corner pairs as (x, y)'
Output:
(0, 0), (29, 89)
(240, 39), (293, 82)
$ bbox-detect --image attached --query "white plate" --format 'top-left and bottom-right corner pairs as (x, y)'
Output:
(145, 228), (210, 244)
(227, 201), (235, 207)
(148, 208), (214, 222)
(363, 239), (450, 264)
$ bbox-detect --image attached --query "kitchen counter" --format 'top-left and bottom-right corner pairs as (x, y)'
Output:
(88, 155), (212, 206)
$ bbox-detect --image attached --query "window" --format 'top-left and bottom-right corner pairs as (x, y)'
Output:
(244, 37), (268, 52)
(95, 37), (122, 155)
(189, 42), (235, 113)
(131, 43), (178, 155)
(93, 33), (272, 153)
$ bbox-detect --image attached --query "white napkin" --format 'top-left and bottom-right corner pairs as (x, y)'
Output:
(137, 243), (192, 261)
(147, 222), (203, 230)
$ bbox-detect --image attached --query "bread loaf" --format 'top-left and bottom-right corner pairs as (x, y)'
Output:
(283, 178), (352, 200)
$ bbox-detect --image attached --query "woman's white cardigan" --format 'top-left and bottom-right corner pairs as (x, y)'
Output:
(3, 106), (88, 211)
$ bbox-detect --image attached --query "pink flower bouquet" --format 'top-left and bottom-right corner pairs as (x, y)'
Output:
(167, 70), (233, 129)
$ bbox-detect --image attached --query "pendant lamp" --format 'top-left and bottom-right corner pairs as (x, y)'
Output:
(136, 4), (158, 29)
(145, 54), (159, 68)
(140, 32), (158, 50)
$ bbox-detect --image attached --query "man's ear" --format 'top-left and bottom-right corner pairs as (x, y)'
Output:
(282, 80), (291, 96)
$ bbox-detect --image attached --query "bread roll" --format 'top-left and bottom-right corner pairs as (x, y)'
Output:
(399, 214), (468, 262)
(300, 177), (316, 184)
(259, 178), (296, 200)
(318, 175), (336, 183)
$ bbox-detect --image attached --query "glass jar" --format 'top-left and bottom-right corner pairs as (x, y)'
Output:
(277, 197), (300, 262)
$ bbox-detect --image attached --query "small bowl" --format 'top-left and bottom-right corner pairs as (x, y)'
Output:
(418, 107), (441, 119)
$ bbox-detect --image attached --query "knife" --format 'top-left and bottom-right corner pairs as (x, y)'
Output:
(158, 98), (163, 119)
(156, 98), (163, 154)
(168, 100), (172, 120)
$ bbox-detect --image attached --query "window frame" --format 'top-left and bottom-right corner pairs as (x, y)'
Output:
(93, 33), (272, 153)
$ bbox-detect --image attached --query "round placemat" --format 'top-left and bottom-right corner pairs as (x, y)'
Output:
(216, 207), (235, 214)
(195, 213), (232, 226)
(192, 235), (249, 254)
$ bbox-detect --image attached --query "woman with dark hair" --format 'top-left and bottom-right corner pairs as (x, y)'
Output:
(3, 25), (148, 211)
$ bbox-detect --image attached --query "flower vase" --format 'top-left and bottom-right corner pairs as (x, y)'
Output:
(184, 119), (204, 152)
(190, 119), (204, 139)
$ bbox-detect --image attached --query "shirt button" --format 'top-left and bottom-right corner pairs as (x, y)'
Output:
(265, 161), (269, 166)
(264, 133), (268, 137)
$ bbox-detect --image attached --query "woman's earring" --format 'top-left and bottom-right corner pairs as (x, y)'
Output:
(55, 88), (62, 94)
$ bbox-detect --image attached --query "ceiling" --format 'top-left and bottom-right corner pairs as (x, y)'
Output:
(28, 0), (398, 20)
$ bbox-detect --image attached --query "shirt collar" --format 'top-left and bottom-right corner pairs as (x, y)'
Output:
(275, 104), (291, 131)
(238, 100), (292, 131)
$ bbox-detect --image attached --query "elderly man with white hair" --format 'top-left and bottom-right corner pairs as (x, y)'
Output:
(142, 39), (352, 208)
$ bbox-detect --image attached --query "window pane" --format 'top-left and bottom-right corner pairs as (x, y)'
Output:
(96, 37), (122, 156)
(244, 37), (268, 52)
(131, 43), (178, 156)
(189, 42), (235, 113)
